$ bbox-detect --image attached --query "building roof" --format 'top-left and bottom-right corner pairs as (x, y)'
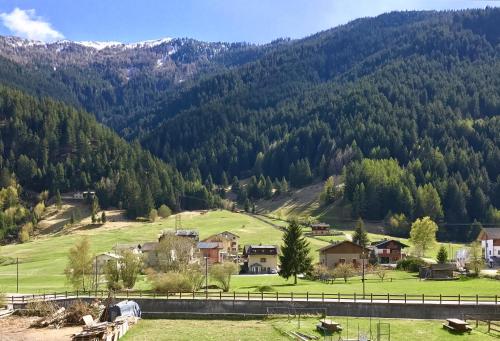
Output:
(175, 229), (199, 237)
(203, 231), (240, 242)
(371, 239), (409, 249)
(140, 242), (159, 252)
(311, 223), (330, 228)
(318, 240), (369, 253)
(478, 228), (500, 240)
(197, 242), (220, 249)
(96, 252), (121, 260)
(244, 245), (278, 255)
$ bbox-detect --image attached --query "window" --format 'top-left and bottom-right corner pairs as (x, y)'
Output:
(260, 258), (267, 263)
(339, 258), (345, 264)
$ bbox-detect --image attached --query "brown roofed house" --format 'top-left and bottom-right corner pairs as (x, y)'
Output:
(243, 245), (279, 274)
(319, 240), (369, 269)
(478, 228), (500, 264)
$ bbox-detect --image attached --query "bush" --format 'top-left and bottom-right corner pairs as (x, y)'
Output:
(0, 291), (5, 308)
(255, 285), (275, 293)
(149, 209), (158, 222)
(396, 257), (427, 272)
(158, 205), (172, 218)
(149, 271), (193, 293)
(66, 300), (102, 325)
(24, 299), (58, 317)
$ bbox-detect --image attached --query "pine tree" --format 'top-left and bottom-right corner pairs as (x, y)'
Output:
(264, 176), (273, 199)
(279, 220), (312, 284)
(352, 218), (369, 247)
(221, 171), (229, 188)
(55, 190), (62, 210)
(436, 245), (448, 264)
(231, 176), (240, 193)
(101, 211), (106, 223)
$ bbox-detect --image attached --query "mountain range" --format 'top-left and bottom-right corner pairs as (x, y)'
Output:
(0, 8), (499, 241)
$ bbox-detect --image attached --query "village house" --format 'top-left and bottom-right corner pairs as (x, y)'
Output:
(72, 191), (96, 200)
(158, 229), (200, 242)
(139, 242), (159, 254)
(197, 242), (223, 264)
(478, 228), (500, 266)
(94, 252), (121, 273)
(318, 240), (369, 269)
(202, 231), (239, 257)
(243, 245), (279, 274)
(370, 239), (408, 264)
(419, 263), (457, 280)
(310, 223), (331, 236)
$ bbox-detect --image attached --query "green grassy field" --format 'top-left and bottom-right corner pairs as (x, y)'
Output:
(230, 272), (499, 296)
(0, 210), (494, 297)
(0, 210), (327, 293)
(122, 317), (498, 340)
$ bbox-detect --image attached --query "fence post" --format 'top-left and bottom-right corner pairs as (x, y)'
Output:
(22, 296), (24, 303)
(261, 292), (264, 301)
(140, 290), (142, 298)
(371, 293), (373, 303)
(307, 292), (309, 302)
(322, 292), (324, 302)
(338, 292), (340, 302)
(76, 290), (79, 298)
(458, 294), (461, 305)
(422, 294), (424, 304)
(404, 293), (406, 304)
(291, 292), (294, 302)
(387, 293), (389, 303)
(248, 291), (250, 301)
(496, 295), (498, 305)
(127, 291), (129, 299)
(233, 291), (236, 301)
(440, 294), (442, 304)
(354, 293), (356, 302)
(277, 292), (279, 302)
(476, 294), (478, 305)
(43, 293), (46, 300)
(180, 291), (182, 299)
(65, 291), (68, 299)
(54, 292), (56, 299)
(193, 291), (195, 300)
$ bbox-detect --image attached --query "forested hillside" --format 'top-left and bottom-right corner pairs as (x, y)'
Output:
(0, 85), (219, 240)
(137, 9), (500, 239)
(0, 8), (499, 242)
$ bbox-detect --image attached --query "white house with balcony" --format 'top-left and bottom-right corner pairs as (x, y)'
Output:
(478, 228), (500, 266)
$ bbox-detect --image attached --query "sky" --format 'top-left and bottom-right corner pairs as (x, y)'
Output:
(0, 0), (498, 44)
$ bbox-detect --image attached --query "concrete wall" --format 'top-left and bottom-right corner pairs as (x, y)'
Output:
(36, 298), (499, 320)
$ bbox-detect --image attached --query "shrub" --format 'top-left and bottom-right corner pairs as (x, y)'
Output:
(158, 205), (172, 218)
(210, 262), (238, 292)
(149, 272), (193, 293)
(396, 257), (427, 272)
(66, 300), (102, 325)
(332, 263), (355, 283)
(24, 299), (58, 317)
(255, 285), (274, 293)
(149, 209), (158, 222)
(0, 291), (5, 308)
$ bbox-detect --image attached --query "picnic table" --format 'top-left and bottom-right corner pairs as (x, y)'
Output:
(443, 318), (472, 333)
(316, 318), (343, 334)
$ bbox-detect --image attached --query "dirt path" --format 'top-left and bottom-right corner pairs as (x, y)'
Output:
(0, 316), (80, 341)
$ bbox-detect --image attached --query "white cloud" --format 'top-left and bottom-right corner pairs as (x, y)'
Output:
(0, 8), (63, 42)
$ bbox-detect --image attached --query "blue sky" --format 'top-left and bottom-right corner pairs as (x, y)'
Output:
(0, 0), (497, 43)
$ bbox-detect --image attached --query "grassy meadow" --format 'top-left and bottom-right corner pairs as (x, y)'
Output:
(0, 209), (495, 298)
(122, 317), (498, 341)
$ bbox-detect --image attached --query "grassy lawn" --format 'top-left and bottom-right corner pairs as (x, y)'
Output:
(230, 272), (499, 296)
(122, 318), (283, 341)
(0, 210), (327, 293)
(122, 317), (497, 340)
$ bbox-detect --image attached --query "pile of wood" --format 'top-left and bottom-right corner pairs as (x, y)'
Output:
(31, 307), (67, 328)
(71, 316), (139, 341)
(286, 331), (319, 340)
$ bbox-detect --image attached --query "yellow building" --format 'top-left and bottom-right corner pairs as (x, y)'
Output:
(243, 245), (279, 274)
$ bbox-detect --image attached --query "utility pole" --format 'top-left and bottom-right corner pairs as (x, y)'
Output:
(16, 257), (19, 293)
(362, 250), (366, 299)
(95, 256), (98, 295)
(204, 256), (208, 295)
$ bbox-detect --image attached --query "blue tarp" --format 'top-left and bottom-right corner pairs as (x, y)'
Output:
(108, 300), (141, 321)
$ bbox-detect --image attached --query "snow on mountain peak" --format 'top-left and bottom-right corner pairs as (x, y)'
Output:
(75, 37), (173, 50)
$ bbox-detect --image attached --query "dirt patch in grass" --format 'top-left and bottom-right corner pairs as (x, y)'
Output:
(0, 316), (80, 341)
